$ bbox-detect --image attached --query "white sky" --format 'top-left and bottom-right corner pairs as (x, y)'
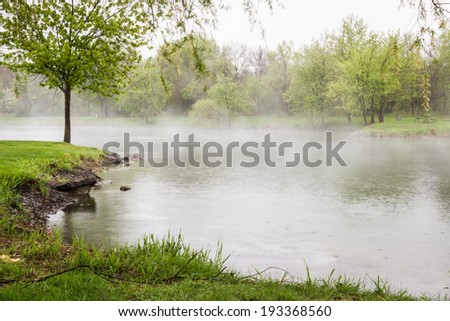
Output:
(212, 0), (420, 49)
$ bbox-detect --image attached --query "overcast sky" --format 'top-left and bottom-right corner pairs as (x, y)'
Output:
(212, 0), (420, 49)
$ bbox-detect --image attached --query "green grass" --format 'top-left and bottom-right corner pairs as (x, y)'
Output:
(0, 141), (102, 204)
(358, 114), (450, 137)
(0, 141), (103, 252)
(0, 232), (418, 301)
(0, 140), (437, 301)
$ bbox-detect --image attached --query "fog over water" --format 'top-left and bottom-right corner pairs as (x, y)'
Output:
(1, 118), (450, 296)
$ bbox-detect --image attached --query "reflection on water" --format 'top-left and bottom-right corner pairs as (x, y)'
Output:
(1, 120), (450, 296)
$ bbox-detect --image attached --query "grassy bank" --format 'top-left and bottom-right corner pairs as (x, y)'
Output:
(0, 141), (425, 300)
(356, 115), (450, 138)
(0, 141), (102, 209)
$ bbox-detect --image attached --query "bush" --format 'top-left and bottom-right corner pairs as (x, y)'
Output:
(189, 99), (230, 126)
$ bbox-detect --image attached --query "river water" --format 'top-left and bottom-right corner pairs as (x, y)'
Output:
(1, 118), (449, 296)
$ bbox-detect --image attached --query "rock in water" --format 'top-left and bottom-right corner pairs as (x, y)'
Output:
(104, 152), (122, 165)
(120, 185), (132, 191)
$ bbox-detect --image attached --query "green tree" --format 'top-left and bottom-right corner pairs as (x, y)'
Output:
(208, 76), (254, 115)
(330, 18), (401, 125)
(119, 62), (168, 123)
(157, 38), (220, 113)
(286, 37), (337, 124)
(265, 41), (294, 113)
(0, 0), (146, 143)
(396, 37), (424, 115)
(332, 15), (369, 63)
(189, 98), (230, 126)
(430, 29), (450, 114)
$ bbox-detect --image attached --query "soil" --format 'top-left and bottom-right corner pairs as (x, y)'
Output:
(13, 160), (110, 227)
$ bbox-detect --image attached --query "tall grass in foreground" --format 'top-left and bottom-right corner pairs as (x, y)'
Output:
(69, 234), (225, 282)
(1, 230), (425, 301)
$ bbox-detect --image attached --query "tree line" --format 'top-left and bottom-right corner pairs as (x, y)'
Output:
(3, 15), (450, 127)
(1, 1), (449, 142)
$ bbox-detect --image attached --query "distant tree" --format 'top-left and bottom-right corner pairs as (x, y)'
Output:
(396, 37), (424, 116)
(330, 18), (401, 125)
(0, 67), (16, 114)
(0, 67), (15, 89)
(265, 41), (294, 113)
(189, 98), (230, 126)
(245, 74), (281, 115)
(430, 30), (450, 114)
(0, 87), (15, 114)
(220, 44), (252, 81)
(12, 75), (32, 116)
(157, 38), (220, 113)
(249, 47), (269, 76)
(119, 63), (168, 123)
(208, 76), (254, 115)
(286, 37), (337, 124)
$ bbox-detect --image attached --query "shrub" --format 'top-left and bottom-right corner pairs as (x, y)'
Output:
(189, 99), (230, 126)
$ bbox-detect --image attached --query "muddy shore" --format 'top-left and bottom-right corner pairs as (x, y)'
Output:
(12, 154), (125, 227)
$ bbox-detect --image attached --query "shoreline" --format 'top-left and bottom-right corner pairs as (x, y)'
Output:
(2, 115), (450, 139)
(16, 162), (105, 227)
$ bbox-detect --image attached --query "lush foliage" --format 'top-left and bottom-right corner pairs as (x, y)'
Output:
(2, 2), (450, 129)
(118, 62), (168, 123)
(189, 98), (230, 126)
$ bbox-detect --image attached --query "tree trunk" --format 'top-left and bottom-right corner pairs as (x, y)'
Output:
(360, 97), (368, 126)
(377, 98), (385, 123)
(63, 87), (71, 144)
(347, 113), (352, 124)
(370, 97), (375, 125)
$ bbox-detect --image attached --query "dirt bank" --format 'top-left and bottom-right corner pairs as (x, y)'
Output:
(13, 161), (106, 227)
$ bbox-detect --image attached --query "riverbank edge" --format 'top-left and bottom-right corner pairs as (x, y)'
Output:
(15, 162), (105, 226)
(0, 141), (430, 301)
(352, 120), (450, 138)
